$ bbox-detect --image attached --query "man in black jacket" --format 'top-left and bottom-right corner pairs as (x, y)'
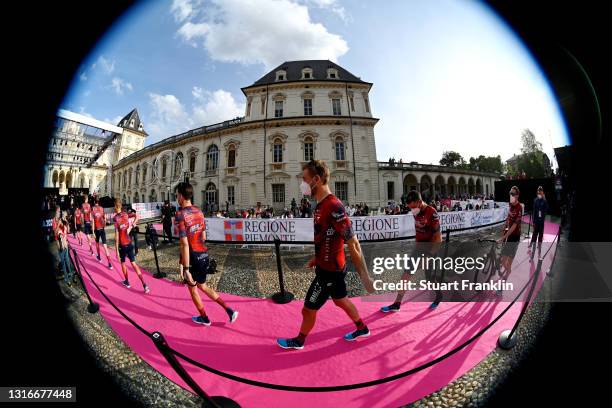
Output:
(161, 201), (174, 243)
(530, 186), (548, 257)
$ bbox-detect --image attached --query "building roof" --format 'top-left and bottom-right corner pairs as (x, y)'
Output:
(242, 60), (370, 91)
(57, 109), (123, 135)
(117, 108), (148, 136)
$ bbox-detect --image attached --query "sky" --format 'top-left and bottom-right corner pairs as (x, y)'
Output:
(61, 0), (570, 167)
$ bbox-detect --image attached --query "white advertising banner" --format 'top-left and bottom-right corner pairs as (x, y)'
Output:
(196, 205), (510, 243)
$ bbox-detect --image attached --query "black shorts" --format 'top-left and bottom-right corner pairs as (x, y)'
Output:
(304, 267), (348, 310)
(119, 243), (136, 263)
(94, 228), (106, 244)
(83, 221), (92, 235)
(501, 235), (520, 259)
(188, 251), (209, 284)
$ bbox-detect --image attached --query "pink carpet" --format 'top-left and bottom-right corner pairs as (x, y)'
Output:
(68, 221), (559, 407)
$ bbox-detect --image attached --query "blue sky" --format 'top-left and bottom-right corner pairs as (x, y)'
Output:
(61, 0), (570, 166)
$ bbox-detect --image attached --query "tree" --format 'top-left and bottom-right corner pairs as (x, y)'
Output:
(439, 151), (465, 167)
(466, 155), (503, 173)
(505, 129), (551, 178)
(520, 129), (543, 154)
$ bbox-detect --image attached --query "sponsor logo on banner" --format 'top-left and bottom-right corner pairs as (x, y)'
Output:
(242, 219), (298, 241)
(350, 216), (402, 240)
(439, 212), (466, 231)
(224, 220), (244, 241)
(470, 210), (493, 227)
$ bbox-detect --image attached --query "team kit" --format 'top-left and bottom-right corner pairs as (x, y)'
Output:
(65, 159), (526, 350)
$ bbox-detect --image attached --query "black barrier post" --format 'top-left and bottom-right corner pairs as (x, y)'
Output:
(71, 249), (100, 314)
(152, 239), (166, 279)
(151, 332), (240, 408)
(271, 238), (294, 304)
(498, 257), (543, 350)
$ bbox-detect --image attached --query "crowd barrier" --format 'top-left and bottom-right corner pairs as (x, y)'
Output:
(142, 205), (511, 244)
(65, 208), (556, 407)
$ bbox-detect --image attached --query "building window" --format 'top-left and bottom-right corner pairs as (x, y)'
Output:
(142, 164), (147, 183)
(189, 152), (196, 173)
(227, 146), (236, 168)
(246, 99), (252, 116)
(387, 181), (395, 200)
(302, 68), (313, 79)
(261, 97), (266, 115)
(227, 185), (235, 205)
(335, 182), (348, 202)
(205, 182), (217, 206)
(161, 159), (167, 180)
(275, 100), (283, 118)
(275, 70), (286, 81)
(135, 165), (140, 185)
(349, 94), (355, 111)
(332, 98), (342, 116)
(272, 184), (285, 204)
(304, 139), (314, 162)
(327, 68), (339, 79)
(363, 93), (370, 113)
(303, 99), (312, 116)
(206, 145), (219, 172)
(335, 138), (346, 161)
(273, 140), (283, 163)
(174, 152), (183, 178)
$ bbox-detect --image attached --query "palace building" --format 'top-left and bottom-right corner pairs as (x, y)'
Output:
(44, 60), (499, 209)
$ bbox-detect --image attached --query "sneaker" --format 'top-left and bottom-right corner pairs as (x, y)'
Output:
(276, 338), (304, 350)
(108, 263), (113, 270)
(122, 280), (131, 288)
(192, 315), (211, 326)
(344, 327), (371, 341)
(97, 255), (101, 262)
(429, 301), (440, 310)
(144, 285), (150, 294)
(380, 303), (401, 313)
(227, 308), (239, 323)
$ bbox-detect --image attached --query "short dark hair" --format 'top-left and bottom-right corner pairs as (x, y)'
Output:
(175, 182), (194, 200)
(405, 190), (421, 205)
(302, 160), (330, 185)
(510, 186), (520, 196)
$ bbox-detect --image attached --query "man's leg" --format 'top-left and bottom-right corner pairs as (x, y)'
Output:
(188, 284), (209, 322)
(333, 298), (369, 340)
(381, 270), (412, 312)
(129, 260), (148, 292)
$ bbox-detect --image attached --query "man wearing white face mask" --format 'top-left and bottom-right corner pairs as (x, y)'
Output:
(276, 160), (375, 350)
(381, 190), (442, 313)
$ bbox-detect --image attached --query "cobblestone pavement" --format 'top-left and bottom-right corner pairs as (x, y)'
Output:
(57, 218), (557, 407)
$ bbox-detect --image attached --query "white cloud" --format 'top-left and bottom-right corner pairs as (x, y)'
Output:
(171, 0), (201, 22)
(104, 115), (124, 126)
(304, 0), (350, 23)
(80, 72), (88, 81)
(146, 87), (245, 142)
(93, 55), (116, 75)
(174, 0), (349, 69)
(111, 77), (133, 95)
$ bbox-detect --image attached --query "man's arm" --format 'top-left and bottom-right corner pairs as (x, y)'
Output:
(179, 236), (194, 284)
(347, 236), (375, 294)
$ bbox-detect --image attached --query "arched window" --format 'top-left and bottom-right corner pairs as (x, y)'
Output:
(273, 138), (283, 163)
(206, 145), (219, 172)
(189, 151), (197, 173)
(161, 158), (167, 180)
(123, 172), (127, 189)
(335, 137), (346, 161)
(135, 165), (140, 185)
(227, 144), (236, 168)
(303, 137), (314, 162)
(128, 168), (133, 186)
(204, 182), (218, 207)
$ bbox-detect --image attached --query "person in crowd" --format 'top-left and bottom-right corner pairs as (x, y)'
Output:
(174, 182), (238, 326)
(381, 190), (443, 313)
(114, 199), (149, 293)
(277, 160), (374, 350)
(92, 197), (113, 269)
(57, 212), (76, 286)
(73, 203), (83, 246)
(81, 195), (96, 256)
(497, 186), (523, 281)
(161, 200), (174, 244)
(529, 186), (548, 257)
(128, 208), (140, 257)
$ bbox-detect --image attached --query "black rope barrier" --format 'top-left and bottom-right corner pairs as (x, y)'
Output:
(71, 248), (240, 407)
(69, 247), (99, 314)
(151, 239), (166, 279)
(67, 214), (558, 396)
